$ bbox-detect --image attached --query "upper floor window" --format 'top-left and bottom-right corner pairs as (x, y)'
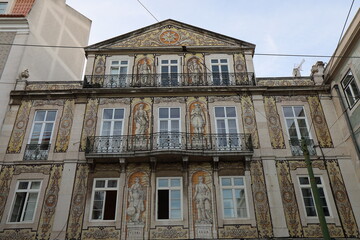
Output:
(342, 70), (360, 108)
(298, 176), (330, 217)
(211, 59), (229, 85)
(110, 60), (128, 87)
(283, 106), (310, 140)
(220, 176), (248, 219)
(214, 107), (239, 148)
(158, 107), (181, 148)
(91, 179), (118, 221)
(160, 59), (179, 86)
(0, 2), (7, 14)
(157, 177), (182, 220)
(29, 110), (57, 145)
(101, 109), (124, 136)
(9, 180), (41, 223)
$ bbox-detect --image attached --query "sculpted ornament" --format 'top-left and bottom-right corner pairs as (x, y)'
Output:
(191, 103), (205, 134)
(194, 176), (212, 223)
(134, 104), (149, 135)
(127, 177), (145, 223)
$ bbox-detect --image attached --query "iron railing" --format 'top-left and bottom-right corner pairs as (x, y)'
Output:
(86, 133), (253, 154)
(289, 139), (316, 156)
(83, 72), (255, 88)
(24, 144), (50, 160)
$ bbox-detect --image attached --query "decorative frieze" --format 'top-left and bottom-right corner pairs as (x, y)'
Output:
(7, 100), (32, 153)
(264, 96), (285, 149)
(0, 166), (14, 220)
(25, 83), (81, 91)
(32, 99), (65, 107)
(81, 227), (120, 240)
(150, 226), (188, 239)
(250, 161), (273, 238)
(153, 96), (186, 104)
(275, 96), (307, 102)
(37, 164), (63, 240)
(0, 229), (36, 240)
(240, 95), (260, 148)
(99, 98), (131, 105)
(289, 160), (325, 170)
(218, 225), (258, 239)
(307, 96), (333, 148)
(80, 98), (99, 151)
(13, 165), (52, 175)
(303, 224), (344, 238)
(208, 95), (240, 103)
(66, 164), (90, 239)
(257, 78), (314, 86)
(55, 100), (75, 152)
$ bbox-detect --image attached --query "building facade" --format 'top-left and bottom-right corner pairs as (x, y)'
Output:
(0, 0), (91, 133)
(0, 19), (359, 239)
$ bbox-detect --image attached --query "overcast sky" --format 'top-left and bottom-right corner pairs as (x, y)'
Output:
(66, 0), (360, 77)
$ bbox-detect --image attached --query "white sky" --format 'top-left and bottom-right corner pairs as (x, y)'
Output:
(66, 0), (360, 77)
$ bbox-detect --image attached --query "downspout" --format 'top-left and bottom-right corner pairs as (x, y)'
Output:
(334, 85), (360, 160)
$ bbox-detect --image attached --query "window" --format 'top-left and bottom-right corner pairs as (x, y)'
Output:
(9, 180), (41, 223)
(158, 107), (181, 148)
(214, 107), (239, 148)
(298, 176), (330, 217)
(91, 179), (118, 221)
(160, 59), (179, 86)
(98, 109), (125, 153)
(211, 59), (229, 85)
(29, 110), (57, 145)
(342, 70), (360, 108)
(220, 177), (248, 218)
(157, 177), (182, 220)
(0, 3), (7, 14)
(110, 60), (128, 87)
(283, 106), (311, 140)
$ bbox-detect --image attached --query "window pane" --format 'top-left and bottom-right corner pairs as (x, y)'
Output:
(212, 65), (219, 72)
(170, 66), (178, 73)
(222, 189), (233, 199)
(226, 107), (236, 117)
(46, 111), (57, 121)
(113, 121), (123, 135)
(224, 208), (234, 218)
(215, 107), (225, 117)
(35, 111), (46, 121)
(221, 178), (231, 186)
(161, 60), (168, 64)
(10, 192), (26, 222)
(23, 192), (38, 221)
(157, 189), (169, 219)
(315, 177), (322, 184)
(103, 190), (117, 220)
(101, 122), (111, 136)
(220, 59), (227, 63)
(351, 81), (360, 101)
(160, 121), (168, 132)
(159, 108), (168, 118)
(171, 120), (179, 131)
(121, 60), (128, 65)
(221, 65), (229, 72)
(294, 107), (305, 117)
(31, 181), (41, 189)
(170, 60), (177, 64)
(170, 108), (180, 118)
(114, 109), (124, 119)
(171, 209), (181, 219)
(110, 67), (119, 75)
(171, 189), (181, 199)
(158, 179), (168, 187)
(234, 178), (244, 186)
(299, 177), (309, 185)
(103, 109), (113, 119)
(95, 180), (106, 188)
(283, 107), (294, 117)
(211, 59), (218, 63)
(18, 182), (29, 189)
(171, 179), (180, 187)
(287, 119), (298, 139)
(171, 199), (181, 209)
(112, 61), (119, 65)
(107, 180), (117, 188)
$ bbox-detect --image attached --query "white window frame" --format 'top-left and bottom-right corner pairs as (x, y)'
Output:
(158, 56), (181, 86)
(341, 70), (360, 108)
(282, 106), (312, 140)
(89, 178), (119, 222)
(8, 180), (42, 223)
(100, 108), (125, 136)
(28, 110), (57, 145)
(156, 177), (183, 221)
(109, 60), (129, 87)
(209, 58), (231, 85)
(214, 106), (240, 148)
(0, 2), (8, 14)
(219, 176), (249, 219)
(297, 175), (332, 218)
(158, 107), (181, 148)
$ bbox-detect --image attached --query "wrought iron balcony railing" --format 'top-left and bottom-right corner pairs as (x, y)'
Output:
(83, 72), (255, 88)
(86, 133), (253, 155)
(24, 144), (50, 161)
(289, 138), (316, 156)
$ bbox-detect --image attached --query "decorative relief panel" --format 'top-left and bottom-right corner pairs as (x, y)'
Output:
(275, 161), (303, 237)
(126, 171), (148, 224)
(184, 54), (205, 85)
(111, 26), (235, 48)
(257, 78), (314, 86)
(26, 83), (81, 91)
(7, 100), (32, 153)
(150, 226), (188, 239)
(99, 98), (131, 105)
(13, 165), (51, 175)
(131, 98), (152, 136)
(218, 225), (258, 239)
(81, 227), (120, 240)
(264, 96), (285, 149)
(37, 164), (63, 240)
(240, 95), (260, 148)
(55, 100), (75, 152)
(289, 160), (325, 171)
(66, 164), (90, 240)
(303, 224), (344, 238)
(0, 166), (14, 220)
(192, 170), (213, 224)
(233, 53), (248, 84)
(275, 96), (307, 103)
(207, 95), (241, 103)
(188, 99), (208, 135)
(307, 96), (333, 148)
(327, 160), (359, 238)
(91, 55), (106, 85)
(80, 98), (99, 151)
(218, 161), (245, 174)
(134, 55), (155, 85)
(0, 229), (36, 240)
(250, 161), (273, 238)
(32, 99), (64, 107)
(154, 96), (186, 104)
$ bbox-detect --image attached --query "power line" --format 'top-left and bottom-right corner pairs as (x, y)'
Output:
(136, 0), (160, 23)
(338, 0), (355, 46)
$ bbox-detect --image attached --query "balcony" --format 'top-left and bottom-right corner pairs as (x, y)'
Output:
(289, 139), (316, 156)
(83, 72), (255, 88)
(85, 133), (253, 158)
(24, 144), (50, 161)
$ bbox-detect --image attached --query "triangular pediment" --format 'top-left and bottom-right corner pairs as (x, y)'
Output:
(86, 19), (255, 50)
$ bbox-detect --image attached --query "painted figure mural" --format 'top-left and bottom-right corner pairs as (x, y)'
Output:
(137, 59), (151, 85)
(194, 176), (212, 223)
(191, 103), (205, 134)
(187, 58), (203, 85)
(127, 177), (145, 223)
(134, 104), (149, 135)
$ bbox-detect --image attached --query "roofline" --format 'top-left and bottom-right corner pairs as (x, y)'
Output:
(85, 19), (255, 53)
(324, 9), (360, 83)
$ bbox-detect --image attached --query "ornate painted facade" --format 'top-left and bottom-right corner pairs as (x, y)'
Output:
(0, 19), (359, 240)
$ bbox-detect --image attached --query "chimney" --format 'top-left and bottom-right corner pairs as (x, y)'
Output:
(311, 61), (325, 85)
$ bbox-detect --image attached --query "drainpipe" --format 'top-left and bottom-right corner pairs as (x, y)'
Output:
(334, 85), (360, 160)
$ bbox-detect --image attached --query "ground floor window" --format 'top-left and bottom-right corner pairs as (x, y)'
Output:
(91, 179), (118, 220)
(157, 177), (182, 220)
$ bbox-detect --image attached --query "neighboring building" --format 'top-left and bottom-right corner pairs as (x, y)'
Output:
(0, 19), (360, 239)
(324, 9), (360, 181)
(0, 0), (91, 133)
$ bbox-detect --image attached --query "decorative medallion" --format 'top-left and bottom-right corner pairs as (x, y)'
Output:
(240, 95), (260, 148)
(55, 100), (75, 152)
(264, 96), (286, 149)
(80, 98), (99, 151)
(160, 30), (180, 44)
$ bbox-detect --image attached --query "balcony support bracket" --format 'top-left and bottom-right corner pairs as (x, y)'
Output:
(119, 158), (126, 173)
